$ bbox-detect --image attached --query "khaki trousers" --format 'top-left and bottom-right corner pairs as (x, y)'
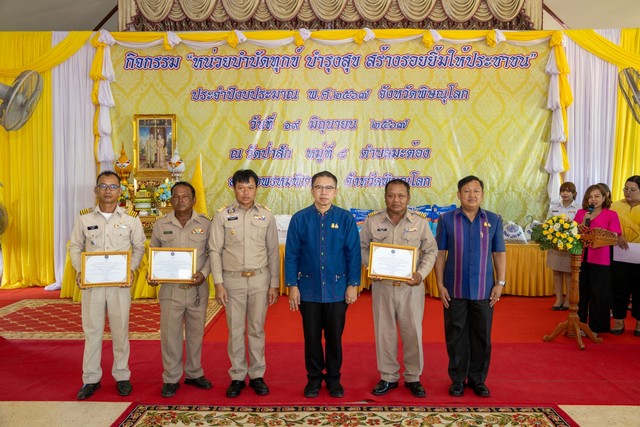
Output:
(372, 281), (425, 383)
(81, 287), (131, 384)
(159, 283), (209, 383)
(223, 271), (269, 380)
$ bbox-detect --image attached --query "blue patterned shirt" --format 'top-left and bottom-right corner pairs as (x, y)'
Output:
(285, 204), (361, 303)
(436, 208), (505, 300)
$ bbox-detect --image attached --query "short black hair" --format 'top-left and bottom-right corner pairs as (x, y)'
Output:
(232, 169), (259, 187)
(311, 171), (337, 187)
(457, 175), (484, 192)
(626, 175), (640, 189)
(385, 179), (410, 196)
(171, 181), (195, 198)
(96, 171), (120, 186)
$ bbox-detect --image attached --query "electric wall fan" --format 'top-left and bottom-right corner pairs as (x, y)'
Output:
(618, 67), (640, 124)
(0, 70), (43, 131)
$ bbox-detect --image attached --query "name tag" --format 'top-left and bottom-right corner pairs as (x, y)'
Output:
(87, 225), (98, 230)
(163, 230), (173, 234)
(227, 216), (238, 221)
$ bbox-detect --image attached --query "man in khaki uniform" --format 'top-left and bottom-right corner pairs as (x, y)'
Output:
(149, 181), (213, 398)
(359, 179), (437, 398)
(209, 169), (280, 398)
(69, 171), (146, 400)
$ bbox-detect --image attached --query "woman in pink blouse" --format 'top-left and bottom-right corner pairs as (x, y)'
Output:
(574, 184), (622, 334)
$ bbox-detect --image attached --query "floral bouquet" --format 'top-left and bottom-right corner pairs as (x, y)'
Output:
(118, 183), (130, 204)
(530, 214), (583, 255)
(154, 182), (172, 203)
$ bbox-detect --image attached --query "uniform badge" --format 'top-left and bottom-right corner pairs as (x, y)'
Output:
(331, 223), (339, 229)
(115, 223), (129, 229)
(231, 229), (236, 235)
(227, 207), (236, 214)
(192, 228), (205, 234)
(253, 214), (266, 221)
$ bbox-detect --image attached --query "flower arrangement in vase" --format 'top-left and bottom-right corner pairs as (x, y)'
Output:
(154, 182), (172, 207)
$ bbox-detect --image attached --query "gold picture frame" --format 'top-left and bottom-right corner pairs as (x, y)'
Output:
(81, 251), (131, 288)
(368, 242), (417, 281)
(148, 247), (197, 283)
(133, 114), (176, 174)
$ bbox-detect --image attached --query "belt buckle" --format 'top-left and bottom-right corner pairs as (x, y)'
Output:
(392, 281), (402, 287)
(241, 271), (255, 277)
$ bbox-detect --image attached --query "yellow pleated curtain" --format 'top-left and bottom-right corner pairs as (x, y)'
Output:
(1, 29), (640, 289)
(0, 32), (91, 288)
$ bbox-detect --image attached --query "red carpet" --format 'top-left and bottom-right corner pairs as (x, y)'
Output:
(0, 289), (639, 407)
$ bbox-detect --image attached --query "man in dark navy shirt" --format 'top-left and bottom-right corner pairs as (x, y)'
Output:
(285, 171), (361, 398)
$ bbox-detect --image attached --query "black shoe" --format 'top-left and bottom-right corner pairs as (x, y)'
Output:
(404, 381), (426, 398)
(77, 382), (100, 400)
(327, 381), (344, 398)
(304, 379), (322, 398)
(611, 327), (625, 336)
(372, 380), (398, 396)
(634, 329), (640, 337)
(185, 376), (212, 390)
(226, 380), (245, 398)
(469, 382), (491, 397)
(161, 382), (180, 398)
(116, 380), (132, 396)
(249, 378), (269, 396)
(448, 382), (464, 397)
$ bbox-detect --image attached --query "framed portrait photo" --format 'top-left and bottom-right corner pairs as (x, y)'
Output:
(133, 114), (176, 173)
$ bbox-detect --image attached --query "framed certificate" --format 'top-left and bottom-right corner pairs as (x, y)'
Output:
(81, 251), (131, 288)
(368, 242), (417, 281)
(149, 247), (196, 283)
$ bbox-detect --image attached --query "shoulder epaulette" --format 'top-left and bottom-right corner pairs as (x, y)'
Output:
(201, 213), (213, 221)
(367, 209), (384, 218)
(79, 207), (93, 215)
(411, 211), (427, 219)
(257, 203), (271, 212)
(217, 204), (227, 212)
(127, 209), (139, 218)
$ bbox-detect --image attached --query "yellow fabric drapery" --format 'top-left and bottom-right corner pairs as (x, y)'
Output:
(612, 29), (640, 202)
(564, 29), (640, 70)
(0, 33), (55, 288)
(0, 32), (91, 288)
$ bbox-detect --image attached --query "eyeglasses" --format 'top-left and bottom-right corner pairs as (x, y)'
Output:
(97, 184), (120, 191)
(623, 187), (638, 193)
(313, 185), (336, 192)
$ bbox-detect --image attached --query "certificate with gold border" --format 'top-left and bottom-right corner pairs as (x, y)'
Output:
(149, 247), (196, 283)
(368, 242), (417, 281)
(81, 251), (131, 288)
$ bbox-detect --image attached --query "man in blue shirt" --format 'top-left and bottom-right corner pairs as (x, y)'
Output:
(285, 171), (361, 398)
(434, 176), (506, 398)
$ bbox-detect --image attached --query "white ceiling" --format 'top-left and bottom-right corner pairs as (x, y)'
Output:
(0, 0), (638, 32)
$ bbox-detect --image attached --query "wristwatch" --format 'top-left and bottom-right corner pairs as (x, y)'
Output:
(497, 280), (506, 286)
